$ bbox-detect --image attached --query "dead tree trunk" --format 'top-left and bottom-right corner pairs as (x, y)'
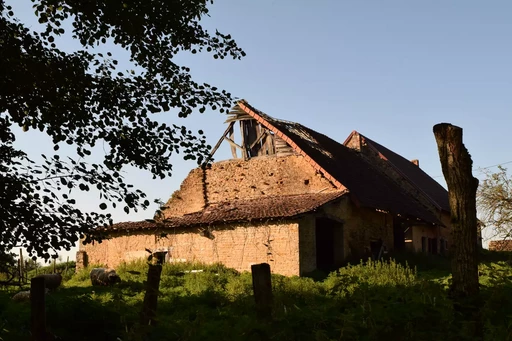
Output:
(433, 123), (481, 336)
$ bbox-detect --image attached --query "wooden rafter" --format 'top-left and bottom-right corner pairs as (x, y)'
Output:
(224, 136), (243, 151)
(249, 130), (268, 150)
(204, 121), (235, 165)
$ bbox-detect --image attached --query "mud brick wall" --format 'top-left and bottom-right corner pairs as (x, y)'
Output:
(80, 220), (303, 276)
(321, 197), (394, 260)
(489, 240), (512, 251)
(159, 155), (339, 219)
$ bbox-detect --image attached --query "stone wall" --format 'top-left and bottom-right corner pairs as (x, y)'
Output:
(321, 197), (394, 260)
(159, 155), (340, 219)
(81, 220), (302, 276)
(298, 216), (316, 274)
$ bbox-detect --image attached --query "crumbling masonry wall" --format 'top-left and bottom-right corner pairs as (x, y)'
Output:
(80, 221), (302, 276)
(159, 155), (340, 219)
(321, 197), (394, 260)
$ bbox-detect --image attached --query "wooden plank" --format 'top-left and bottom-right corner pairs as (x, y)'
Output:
(204, 121), (235, 165)
(239, 121), (248, 160)
(229, 125), (237, 158)
(251, 263), (273, 319)
(224, 137), (243, 151)
(249, 129), (267, 150)
(19, 249), (24, 284)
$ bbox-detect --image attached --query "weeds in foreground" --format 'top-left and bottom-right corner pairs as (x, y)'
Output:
(1, 258), (512, 340)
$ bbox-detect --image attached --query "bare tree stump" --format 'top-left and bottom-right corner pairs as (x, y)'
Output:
(433, 123), (481, 337)
(251, 263), (273, 319)
(31, 277), (47, 341)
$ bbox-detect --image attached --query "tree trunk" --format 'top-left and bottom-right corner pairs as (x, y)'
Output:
(433, 123), (481, 337)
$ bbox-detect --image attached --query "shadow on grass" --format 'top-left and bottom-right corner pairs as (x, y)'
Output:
(3, 256), (512, 341)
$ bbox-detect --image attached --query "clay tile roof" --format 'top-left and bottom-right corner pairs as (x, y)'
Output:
(355, 133), (450, 212)
(104, 190), (348, 232)
(237, 100), (441, 225)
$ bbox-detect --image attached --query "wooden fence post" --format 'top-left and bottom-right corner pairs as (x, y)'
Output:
(140, 252), (165, 326)
(31, 277), (46, 341)
(251, 263), (273, 319)
(19, 249), (24, 284)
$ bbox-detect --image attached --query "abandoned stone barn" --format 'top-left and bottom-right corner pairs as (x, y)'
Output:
(78, 100), (452, 276)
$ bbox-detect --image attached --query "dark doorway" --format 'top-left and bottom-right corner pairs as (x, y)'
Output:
(393, 217), (406, 251)
(315, 218), (343, 272)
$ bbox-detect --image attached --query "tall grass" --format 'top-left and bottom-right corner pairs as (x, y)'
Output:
(1, 258), (512, 340)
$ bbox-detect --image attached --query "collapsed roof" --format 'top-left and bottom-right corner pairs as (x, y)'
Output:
(104, 99), (447, 232)
(220, 100), (443, 224)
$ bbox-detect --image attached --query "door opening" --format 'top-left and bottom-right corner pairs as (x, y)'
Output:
(315, 217), (343, 272)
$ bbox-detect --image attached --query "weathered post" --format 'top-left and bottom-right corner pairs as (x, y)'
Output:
(19, 249), (24, 284)
(140, 252), (165, 326)
(17, 259), (21, 287)
(31, 277), (46, 341)
(251, 263), (273, 319)
(433, 123), (481, 338)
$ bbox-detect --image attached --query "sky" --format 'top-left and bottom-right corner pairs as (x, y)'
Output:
(6, 0), (512, 261)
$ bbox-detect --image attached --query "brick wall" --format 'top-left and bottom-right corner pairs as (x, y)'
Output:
(81, 220), (302, 276)
(159, 155), (339, 219)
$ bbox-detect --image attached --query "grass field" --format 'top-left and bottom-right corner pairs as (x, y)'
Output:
(1, 251), (512, 341)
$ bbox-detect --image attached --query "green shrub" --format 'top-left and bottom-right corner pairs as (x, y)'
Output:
(324, 258), (416, 297)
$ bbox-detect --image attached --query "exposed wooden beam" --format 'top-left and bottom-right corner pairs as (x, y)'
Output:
(249, 129), (268, 150)
(204, 121), (235, 165)
(224, 136), (243, 151)
(228, 125), (237, 158)
(240, 120), (248, 160)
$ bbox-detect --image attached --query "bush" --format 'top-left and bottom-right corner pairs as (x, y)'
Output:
(324, 258), (416, 297)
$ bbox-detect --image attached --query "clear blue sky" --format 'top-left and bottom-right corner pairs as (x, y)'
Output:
(7, 0), (512, 259)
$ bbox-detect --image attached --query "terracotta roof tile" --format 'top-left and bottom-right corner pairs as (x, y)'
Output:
(104, 190), (348, 232)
